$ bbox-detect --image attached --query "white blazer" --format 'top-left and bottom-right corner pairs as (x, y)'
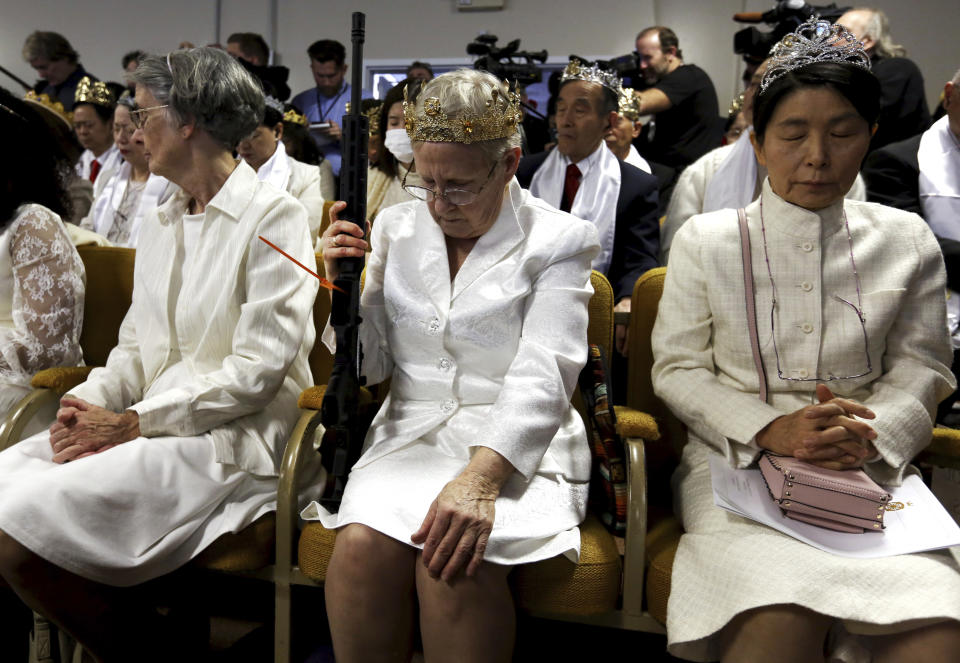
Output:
(327, 179), (601, 482)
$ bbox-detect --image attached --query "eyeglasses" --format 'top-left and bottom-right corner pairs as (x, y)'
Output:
(759, 201), (873, 383)
(402, 161), (498, 206)
(130, 104), (169, 129)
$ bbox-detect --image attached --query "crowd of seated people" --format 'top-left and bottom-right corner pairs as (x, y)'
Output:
(0, 7), (958, 661)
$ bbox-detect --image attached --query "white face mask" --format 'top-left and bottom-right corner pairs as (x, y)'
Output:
(383, 128), (414, 164)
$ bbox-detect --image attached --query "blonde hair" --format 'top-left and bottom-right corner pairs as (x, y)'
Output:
(412, 68), (522, 164)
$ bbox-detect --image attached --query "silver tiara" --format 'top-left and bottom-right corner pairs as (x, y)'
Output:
(265, 95), (284, 113)
(760, 17), (871, 94)
(561, 57), (620, 93)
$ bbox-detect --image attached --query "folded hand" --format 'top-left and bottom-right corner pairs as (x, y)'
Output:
(48, 397), (141, 464)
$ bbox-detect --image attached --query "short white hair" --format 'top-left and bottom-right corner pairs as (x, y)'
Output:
(854, 7), (907, 58)
(411, 68), (522, 165)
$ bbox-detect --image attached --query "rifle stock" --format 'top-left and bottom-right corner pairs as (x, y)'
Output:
(318, 12), (370, 511)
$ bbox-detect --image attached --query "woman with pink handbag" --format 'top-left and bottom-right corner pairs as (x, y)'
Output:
(652, 17), (960, 663)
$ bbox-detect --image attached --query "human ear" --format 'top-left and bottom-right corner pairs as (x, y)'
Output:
(274, 122), (284, 141)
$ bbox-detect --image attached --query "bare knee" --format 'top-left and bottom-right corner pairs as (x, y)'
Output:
(327, 525), (416, 589)
(720, 604), (832, 663)
(0, 530), (36, 584)
(874, 620), (960, 663)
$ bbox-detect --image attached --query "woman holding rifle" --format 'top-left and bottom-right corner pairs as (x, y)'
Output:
(309, 68), (600, 662)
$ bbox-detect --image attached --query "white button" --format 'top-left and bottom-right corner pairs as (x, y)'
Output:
(801, 242), (813, 252)
(801, 323), (813, 334)
(800, 281), (813, 292)
(441, 399), (457, 414)
(798, 369), (809, 378)
(439, 357), (452, 371)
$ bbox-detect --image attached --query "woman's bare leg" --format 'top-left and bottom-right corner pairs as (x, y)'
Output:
(415, 555), (514, 663)
(719, 604), (832, 663)
(0, 529), (182, 663)
(873, 620), (960, 663)
(325, 524), (418, 663)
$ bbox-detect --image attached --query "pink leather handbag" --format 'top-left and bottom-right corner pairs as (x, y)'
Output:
(738, 209), (891, 533)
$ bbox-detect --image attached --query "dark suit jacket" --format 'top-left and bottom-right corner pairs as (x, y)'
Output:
(862, 134), (960, 291)
(515, 150), (660, 301)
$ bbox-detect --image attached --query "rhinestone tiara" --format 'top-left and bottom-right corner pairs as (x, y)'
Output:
(74, 76), (116, 108)
(403, 82), (522, 144)
(264, 95), (284, 114)
(560, 56), (620, 93)
(760, 17), (871, 94)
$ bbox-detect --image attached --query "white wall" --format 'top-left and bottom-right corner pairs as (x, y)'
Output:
(1, 0), (955, 113)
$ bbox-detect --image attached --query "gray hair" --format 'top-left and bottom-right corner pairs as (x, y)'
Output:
(132, 47), (264, 151)
(411, 68), (522, 165)
(856, 8), (907, 59)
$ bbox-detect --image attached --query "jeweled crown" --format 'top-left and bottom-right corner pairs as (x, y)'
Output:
(74, 76), (116, 108)
(282, 108), (307, 126)
(403, 82), (521, 144)
(364, 102), (382, 137)
(23, 90), (73, 125)
(760, 17), (871, 94)
(561, 57), (620, 93)
(617, 84), (641, 120)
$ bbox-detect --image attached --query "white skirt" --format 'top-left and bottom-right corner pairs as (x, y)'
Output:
(667, 441), (960, 662)
(0, 430), (277, 587)
(302, 428), (587, 566)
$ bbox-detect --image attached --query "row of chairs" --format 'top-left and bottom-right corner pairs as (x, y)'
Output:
(4, 232), (960, 662)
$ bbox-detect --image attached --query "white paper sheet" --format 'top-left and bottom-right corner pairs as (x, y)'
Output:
(709, 455), (960, 558)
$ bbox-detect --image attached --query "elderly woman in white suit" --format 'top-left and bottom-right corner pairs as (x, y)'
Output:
(0, 48), (317, 660)
(307, 69), (600, 663)
(652, 21), (960, 663)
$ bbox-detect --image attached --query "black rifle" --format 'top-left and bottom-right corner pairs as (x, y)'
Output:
(318, 11), (370, 511)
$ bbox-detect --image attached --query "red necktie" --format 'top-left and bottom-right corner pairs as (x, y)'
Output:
(89, 159), (101, 183)
(561, 163), (581, 213)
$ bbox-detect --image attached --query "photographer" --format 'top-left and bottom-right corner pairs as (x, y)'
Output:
(632, 26), (721, 172)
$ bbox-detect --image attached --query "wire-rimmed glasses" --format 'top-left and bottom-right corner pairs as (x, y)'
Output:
(130, 104), (169, 129)
(401, 161), (498, 206)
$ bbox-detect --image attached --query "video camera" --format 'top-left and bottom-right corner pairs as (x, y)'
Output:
(733, 1), (849, 62)
(467, 34), (547, 86)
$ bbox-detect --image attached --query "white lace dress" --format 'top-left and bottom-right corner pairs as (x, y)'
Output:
(0, 204), (84, 424)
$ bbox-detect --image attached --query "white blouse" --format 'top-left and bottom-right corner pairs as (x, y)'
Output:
(81, 162), (174, 248)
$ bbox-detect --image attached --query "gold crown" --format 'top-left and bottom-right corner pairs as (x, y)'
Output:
(728, 92), (745, 117)
(363, 102), (382, 136)
(74, 76), (115, 108)
(617, 85), (641, 120)
(403, 83), (521, 144)
(561, 57), (621, 93)
(283, 108), (307, 126)
(23, 90), (73, 126)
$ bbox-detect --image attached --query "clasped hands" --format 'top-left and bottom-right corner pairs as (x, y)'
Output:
(756, 384), (878, 470)
(48, 396), (140, 464)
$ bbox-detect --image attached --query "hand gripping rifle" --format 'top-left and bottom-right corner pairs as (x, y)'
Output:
(318, 12), (370, 511)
